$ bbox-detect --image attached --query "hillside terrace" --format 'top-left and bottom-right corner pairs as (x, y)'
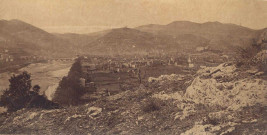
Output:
(78, 53), (227, 98)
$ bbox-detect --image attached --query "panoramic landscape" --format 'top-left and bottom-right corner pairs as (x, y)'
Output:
(0, 0), (267, 134)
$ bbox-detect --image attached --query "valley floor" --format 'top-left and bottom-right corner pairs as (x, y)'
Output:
(0, 62), (266, 135)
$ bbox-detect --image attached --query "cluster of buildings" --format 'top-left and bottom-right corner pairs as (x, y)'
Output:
(79, 52), (228, 77)
(77, 53), (227, 94)
(0, 48), (47, 66)
(80, 55), (190, 74)
(0, 49), (14, 62)
(81, 53), (228, 76)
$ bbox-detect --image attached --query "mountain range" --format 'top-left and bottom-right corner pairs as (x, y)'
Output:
(0, 19), (266, 57)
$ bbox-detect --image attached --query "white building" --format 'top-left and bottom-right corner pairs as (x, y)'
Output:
(188, 57), (194, 68)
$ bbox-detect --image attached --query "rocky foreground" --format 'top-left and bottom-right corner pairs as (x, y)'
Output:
(0, 63), (266, 135)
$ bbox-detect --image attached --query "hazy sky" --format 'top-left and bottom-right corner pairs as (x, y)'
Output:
(0, 0), (267, 33)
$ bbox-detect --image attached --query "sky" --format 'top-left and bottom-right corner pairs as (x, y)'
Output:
(0, 0), (267, 33)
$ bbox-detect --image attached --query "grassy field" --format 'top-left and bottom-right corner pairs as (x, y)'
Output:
(91, 72), (138, 95)
(88, 64), (196, 96)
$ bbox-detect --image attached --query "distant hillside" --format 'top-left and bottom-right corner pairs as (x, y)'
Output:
(1, 19), (266, 57)
(83, 27), (208, 55)
(137, 21), (262, 51)
(53, 30), (111, 54)
(0, 19), (74, 57)
(79, 21), (264, 55)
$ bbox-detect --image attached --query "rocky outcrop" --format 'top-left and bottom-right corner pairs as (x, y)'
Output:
(151, 63), (267, 134)
(184, 63), (267, 110)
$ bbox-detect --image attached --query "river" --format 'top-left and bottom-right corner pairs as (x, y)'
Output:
(0, 61), (73, 100)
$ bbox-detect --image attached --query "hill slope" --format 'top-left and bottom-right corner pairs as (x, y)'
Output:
(78, 21), (264, 55)
(0, 19), (74, 57)
(1, 20), (266, 57)
(137, 21), (261, 51)
(0, 63), (266, 134)
(83, 27), (208, 55)
(53, 30), (111, 54)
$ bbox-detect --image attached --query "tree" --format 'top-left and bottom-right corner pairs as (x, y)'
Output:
(234, 39), (261, 67)
(32, 85), (41, 93)
(0, 72), (59, 112)
(53, 58), (85, 106)
(0, 72), (33, 112)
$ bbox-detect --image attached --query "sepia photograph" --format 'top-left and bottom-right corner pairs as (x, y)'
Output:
(0, 0), (266, 134)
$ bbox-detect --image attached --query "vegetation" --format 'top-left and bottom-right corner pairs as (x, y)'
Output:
(235, 39), (266, 72)
(53, 58), (85, 106)
(0, 72), (58, 112)
(142, 98), (161, 113)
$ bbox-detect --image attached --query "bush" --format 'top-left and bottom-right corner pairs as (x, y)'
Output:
(234, 39), (265, 71)
(26, 94), (59, 109)
(0, 72), (58, 112)
(142, 98), (161, 113)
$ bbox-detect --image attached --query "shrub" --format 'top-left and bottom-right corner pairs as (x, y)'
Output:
(234, 39), (265, 71)
(0, 72), (58, 112)
(142, 98), (161, 113)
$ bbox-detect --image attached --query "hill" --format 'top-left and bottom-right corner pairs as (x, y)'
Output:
(83, 27), (208, 55)
(1, 19), (266, 57)
(0, 62), (266, 134)
(137, 21), (261, 51)
(75, 21), (264, 55)
(0, 19), (74, 57)
(53, 30), (111, 54)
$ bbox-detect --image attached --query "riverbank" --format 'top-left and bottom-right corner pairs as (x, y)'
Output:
(0, 60), (50, 74)
(0, 61), (72, 100)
